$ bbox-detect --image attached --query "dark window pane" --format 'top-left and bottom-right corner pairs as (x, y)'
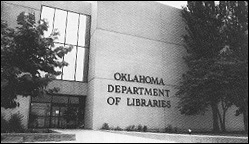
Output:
(36, 117), (45, 128)
(31, 103), (51, 116)
(69, 97), (79, 104)
(52, 106), (60, 116)
(59, 117), (67, 128)
(52, 96), (68, 104)
(65, 12), (79, 45)
(44, 117), (50, 128)
(32, 94), (51, 103)
(60, 107), (67, 116)
(51, 117), (59, 128)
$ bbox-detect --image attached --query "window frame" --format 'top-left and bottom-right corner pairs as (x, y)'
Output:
(40, 5), (91, 82)
(29, 94), (86, 128)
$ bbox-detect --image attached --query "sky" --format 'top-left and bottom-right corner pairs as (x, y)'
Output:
(156, 1), (187, 9)
(85, 1), (188, 9)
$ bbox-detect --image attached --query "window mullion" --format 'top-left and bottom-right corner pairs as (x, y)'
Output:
(61, 11), (69, 80)
(74, 14), (81, 81)
(51, 9), (56, 35)
(41, 6), (90, 82)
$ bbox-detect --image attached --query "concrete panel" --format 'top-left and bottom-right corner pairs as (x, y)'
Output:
(91, 78), (169, 129)
(47, 80), (88, 96)
(88, 2), (213, 131)
(96, 1), (186, 45)
(84, 80), (95, 129)
(88, 28), (98, 81)
(92, 29), (187, 86)
(90, 78), (213, 131)
(90, 1), (98, 37)
(2, 1), (42, 10)
(1, 2), (40, 28)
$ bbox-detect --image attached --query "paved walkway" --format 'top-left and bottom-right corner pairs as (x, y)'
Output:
(4, 129), (247, 143)
(39, 129), (176, 143)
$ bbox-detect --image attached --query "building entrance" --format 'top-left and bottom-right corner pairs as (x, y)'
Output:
(29, 94), (85, 129)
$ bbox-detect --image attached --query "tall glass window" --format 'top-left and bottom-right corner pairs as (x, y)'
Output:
(41, 6), (90, 82)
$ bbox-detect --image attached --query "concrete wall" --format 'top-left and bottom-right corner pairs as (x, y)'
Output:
(87, 1), (244, 132)
(47, 80), (88, 96)
(1, 96), (31, 129)
(88, 1), (190, 130)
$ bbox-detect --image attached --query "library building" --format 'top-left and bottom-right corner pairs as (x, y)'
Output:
(1, 1), (244, 132)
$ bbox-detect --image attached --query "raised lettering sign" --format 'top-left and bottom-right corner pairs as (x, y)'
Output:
(107, 72), (171, 108)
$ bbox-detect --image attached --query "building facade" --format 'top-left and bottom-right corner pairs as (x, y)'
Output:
(1, 1), (244, 132)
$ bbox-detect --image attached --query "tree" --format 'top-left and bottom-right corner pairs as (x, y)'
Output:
(176, 1), (248, 133)
(1, 12), (73, 108)
(177, 1), (224, 133)
(217, 1), (248, 132)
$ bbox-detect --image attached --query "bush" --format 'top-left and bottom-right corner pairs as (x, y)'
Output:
(101, 123), (110, 130)
(164, 124), (173, 133)
(125, 125), (136, 131)
(125, 125), (148, 132)
(1, 114), (9, 133)
(137, 124), (143, 132)
(114, 126), (123, 131)
(8, 113), (25, 133)
(173, 127), (178, 133)
(143, 125), (148, 132)
(1, 113), (25, 133)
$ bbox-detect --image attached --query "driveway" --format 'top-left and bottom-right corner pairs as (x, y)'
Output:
(45, 129), (176, 143)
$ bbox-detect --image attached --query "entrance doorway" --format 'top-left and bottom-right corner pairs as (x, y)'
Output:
(29, 94), (85, 129)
